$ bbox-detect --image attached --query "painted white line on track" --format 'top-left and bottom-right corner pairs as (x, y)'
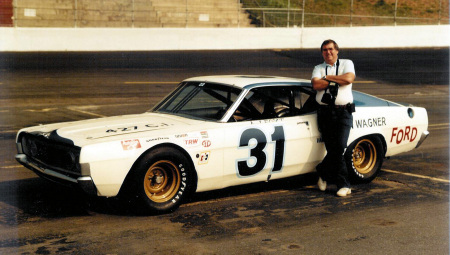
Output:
(429, 123), (448, 127)
(25, 108), (57, 113)
(1, 130), (17, 134)
(67, 106), (106, 118)
(428, 123), (449, 131)
(1, 165), (22, 169)
(382, 169), (450, 183)
(353, 81), (376, 84)
(429, 127), (449, 131)
(124, 81), (179, 84)
(374, 94), (447, 98)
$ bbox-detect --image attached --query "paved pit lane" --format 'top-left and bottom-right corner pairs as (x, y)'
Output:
(0, 48), (448, 254)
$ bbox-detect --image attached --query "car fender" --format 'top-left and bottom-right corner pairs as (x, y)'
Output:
(350, 106), (428, 157)
(81, 138), (199, 197)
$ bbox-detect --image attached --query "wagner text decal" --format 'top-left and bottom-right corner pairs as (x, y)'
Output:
(355, 117), (386, 128)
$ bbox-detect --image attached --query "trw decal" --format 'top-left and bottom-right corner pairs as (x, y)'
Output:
(184, 138), (200, 147)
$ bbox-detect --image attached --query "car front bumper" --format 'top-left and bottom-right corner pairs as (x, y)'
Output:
(15, 154), (97, 196)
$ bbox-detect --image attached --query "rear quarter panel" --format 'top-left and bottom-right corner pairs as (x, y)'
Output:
(350, 106), (428, 157)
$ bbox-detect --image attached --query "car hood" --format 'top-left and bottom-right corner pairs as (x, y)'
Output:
(21, 113), (201, 146)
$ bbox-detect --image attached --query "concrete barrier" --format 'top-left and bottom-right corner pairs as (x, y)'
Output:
(0, 25), (448, 52)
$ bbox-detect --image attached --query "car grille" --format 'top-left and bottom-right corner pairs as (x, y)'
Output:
(20, 132), (81, 177)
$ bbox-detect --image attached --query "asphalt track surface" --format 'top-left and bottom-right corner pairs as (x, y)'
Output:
(0, 48), (448, 254)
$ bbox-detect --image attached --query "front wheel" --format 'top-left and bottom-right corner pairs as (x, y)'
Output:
(125, 147), (197, 214)
(345, 136), (384, 183)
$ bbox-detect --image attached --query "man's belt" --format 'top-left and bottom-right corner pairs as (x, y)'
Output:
(319, 103), (355, 112)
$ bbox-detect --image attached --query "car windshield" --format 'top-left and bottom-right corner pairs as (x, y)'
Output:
(153, 82), (242, 120)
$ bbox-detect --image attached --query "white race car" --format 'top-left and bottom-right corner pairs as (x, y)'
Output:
(16, 75), (429, 213)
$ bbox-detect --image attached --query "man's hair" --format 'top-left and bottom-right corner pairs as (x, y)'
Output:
(321, 39), (339, 51)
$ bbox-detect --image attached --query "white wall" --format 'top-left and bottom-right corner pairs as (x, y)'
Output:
(0, 25), (448, 52)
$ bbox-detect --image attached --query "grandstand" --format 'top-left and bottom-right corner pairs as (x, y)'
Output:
(0, 0), (253, 28)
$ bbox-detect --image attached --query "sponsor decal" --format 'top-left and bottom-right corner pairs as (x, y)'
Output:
(106, 123), (173, 133)
(202, 140), (211, 147)
(146, 137), (169, 142)
(121, 139), (141, 150)
(175, 134), (188, 138)
(198, 151), (210, 165)
(251, 118), (283, 125)
(355, 117), (386, 128)
(184, 138), (200, 147)
(390, 126), (417, 144)
(145, 123), (172, 128)
(200, 131), (208, 139)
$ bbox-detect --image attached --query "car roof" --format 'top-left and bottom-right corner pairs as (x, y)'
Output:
(183, 75), (311, 89)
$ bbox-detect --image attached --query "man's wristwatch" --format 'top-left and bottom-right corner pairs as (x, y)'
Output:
(322, 75), (327, 80)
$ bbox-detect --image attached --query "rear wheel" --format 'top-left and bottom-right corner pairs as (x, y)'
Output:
(125, 147), (196, 214)
(345, 136), (384, 183)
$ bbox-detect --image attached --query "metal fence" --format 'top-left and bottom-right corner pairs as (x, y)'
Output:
(6, 0), (450, 28)
(246, 9), (449, 27)
(243, 0), (449, 27)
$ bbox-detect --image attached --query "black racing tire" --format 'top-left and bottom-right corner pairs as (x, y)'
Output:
(345, 136), (384, 183)
(125, 147), (197, 214)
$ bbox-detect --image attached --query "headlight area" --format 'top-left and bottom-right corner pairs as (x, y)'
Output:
(15, 132), (98, 196)
(19, 132), (82, 176)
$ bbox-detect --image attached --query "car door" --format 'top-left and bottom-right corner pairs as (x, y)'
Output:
(222, 85), (324, 187)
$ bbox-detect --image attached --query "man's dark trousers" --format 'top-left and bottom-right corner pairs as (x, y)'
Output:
(316, 106), (353, 189)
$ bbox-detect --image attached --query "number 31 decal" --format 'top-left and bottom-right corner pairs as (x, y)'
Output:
(237, 126), (285, 177)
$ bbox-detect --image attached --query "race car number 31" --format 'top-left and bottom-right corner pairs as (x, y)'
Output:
(237, 126), (285, 177)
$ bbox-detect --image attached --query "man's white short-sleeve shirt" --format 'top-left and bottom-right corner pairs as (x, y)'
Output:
(312, 59), (355, 106)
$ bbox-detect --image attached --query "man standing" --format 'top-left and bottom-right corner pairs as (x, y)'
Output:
(311, 39), (356, 197)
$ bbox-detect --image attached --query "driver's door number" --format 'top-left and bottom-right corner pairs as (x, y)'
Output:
(237, 126), (285, 177)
